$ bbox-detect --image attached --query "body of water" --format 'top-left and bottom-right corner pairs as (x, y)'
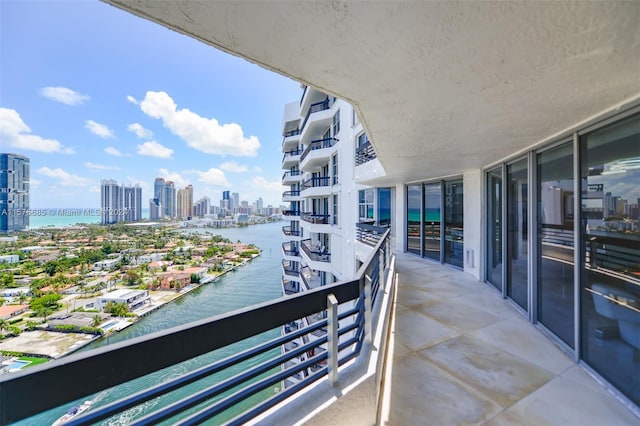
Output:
(18, 221), (284, 425)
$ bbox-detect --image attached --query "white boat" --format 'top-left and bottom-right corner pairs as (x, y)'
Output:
(52, 400), (92, 426)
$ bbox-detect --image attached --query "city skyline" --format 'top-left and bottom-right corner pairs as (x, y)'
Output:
(0, 1), (301, 209)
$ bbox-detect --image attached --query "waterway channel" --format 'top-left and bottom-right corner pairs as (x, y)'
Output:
(19, 221), (284, 425)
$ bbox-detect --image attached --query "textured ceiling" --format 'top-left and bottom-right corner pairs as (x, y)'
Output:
(105, 0), (640, 184)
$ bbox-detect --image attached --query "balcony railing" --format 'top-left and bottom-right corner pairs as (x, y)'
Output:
(282, 260), (300, 277)
(1, 231), (392, 426)
(282, 242), (299, 257)
(355, 141), (377, 166)
(300, 97), (332, 131)
(282, 226), (301, 237)
(301, 176), (330, 191)
(299, 85), (308, 106)
(301, 213), (330, 225)
(282, 170), (302, 181)
(300, 137), (338, 163)
(283, 129), (301, 138)
(301, 239), (331, 263)
(282, 148), (302, 163)
(282, 190), (301, 199)
(282, 209), (301, 217)
(356, 222), (390, 247)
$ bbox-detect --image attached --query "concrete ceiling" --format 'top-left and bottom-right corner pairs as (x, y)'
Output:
(105, 1), (640, 185)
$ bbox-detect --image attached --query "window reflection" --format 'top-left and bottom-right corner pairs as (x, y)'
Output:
(487, 168), (503, 291)
(444, 181), (463, 267)
(507, 159), (528, 311)
(580, 114), (639, 405)
(407, 185), (421, 254)
(424, 183), (441, 261)
(537, 142), (574, 348)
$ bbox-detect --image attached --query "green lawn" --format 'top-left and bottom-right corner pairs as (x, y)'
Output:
(19, 356), (49, 367)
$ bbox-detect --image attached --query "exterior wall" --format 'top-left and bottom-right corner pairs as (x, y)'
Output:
(0, 153), (30, 232)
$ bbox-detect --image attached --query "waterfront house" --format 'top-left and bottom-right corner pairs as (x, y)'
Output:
(95, 289), (150, 312)
(0, 305), (28, 321)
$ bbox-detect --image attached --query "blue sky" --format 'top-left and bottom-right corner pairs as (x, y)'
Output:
(1, 0), (301, 208)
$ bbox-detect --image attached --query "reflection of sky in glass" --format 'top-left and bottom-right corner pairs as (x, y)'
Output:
(591, 167), (640, 203)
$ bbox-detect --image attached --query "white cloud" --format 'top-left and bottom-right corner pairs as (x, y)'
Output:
(0, 108), (74, 154)
(157, 168), (189, 188)
(104, 146), (123, 157)
(252, 166), (263, 173)
(139, 91), (260, 156)
(220, 161), (249, 173)
(30, 178), (42, 188)
(36, 167), (91, 187)
(126, 95), (139, 105)
(85, 120), (115, 139)
(127, 122), (153, 139)
(251, 176), (283, 192)
(188, 168), (230, 187)
(84, 162), (120, 171)
(89, 186), (100, 193)
(40, 86), (89, 106)
(137, 141), (173, 159)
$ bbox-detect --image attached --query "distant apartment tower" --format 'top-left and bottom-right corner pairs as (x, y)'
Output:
(231, 192), (240, 213)
(220, 190), (231, 213)
(123, 185), (142, 222)
(177, 184), (193, 219)
(164, 181), (176, 218)
(256, 197), (264, 214)
(102, 180), (142, 224)
(0, 153), (29, 232)
(150, 177), (165, 220)
(101, 179), (123, 224)
(193, 196), (210, 217)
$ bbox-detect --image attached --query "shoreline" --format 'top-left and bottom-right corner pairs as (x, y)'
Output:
(0, 253), (261, 363)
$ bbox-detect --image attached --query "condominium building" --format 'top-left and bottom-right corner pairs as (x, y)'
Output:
(177, 184), (193, 219)
(280, 87), (392, 388)
(0, 153), (29, 232)
(150, 177), (177, 219)
(101, 179), (142, 224)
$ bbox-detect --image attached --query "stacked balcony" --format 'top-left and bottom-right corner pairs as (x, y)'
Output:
(355, 140), (377, 166)
(300, 175), (331, 197)
(282, 148), (302, 168)
(282, 128), (301, 152)
(282, 189), (301, 202)
(300, 138), (338, 171)
(282, 170), (303, 185)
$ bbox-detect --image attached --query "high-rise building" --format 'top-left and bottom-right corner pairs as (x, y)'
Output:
(231, 192), (240, 213)
(193, 196), (210, 217)
(100, 179), (123, 225)
(150, 177), (166, 220)
(164, 181), (176, 218)
(123, 185), (142, 222)
(177, 184), (193, 219)
(102, 180), (142, 224)
(256, 197), (264, 214)
(0, 153), (29, 232)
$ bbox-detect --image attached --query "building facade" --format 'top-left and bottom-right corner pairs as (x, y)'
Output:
(0, 153), (29, 232)
(101, 179), (142, 224)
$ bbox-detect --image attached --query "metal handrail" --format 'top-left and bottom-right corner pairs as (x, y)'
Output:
(1, 230), (391, 425)
(300, 97), (331, 131)
(282, 170), (302, 181)
(355, 140), (377, 166)
(300, 137), (338, 163)
(282, 190), (301, 198)
(301, 176), (330, 191)
(301, 239), (331, 263)
(301, 213), (330, 224)
(282, 149), (302, 163)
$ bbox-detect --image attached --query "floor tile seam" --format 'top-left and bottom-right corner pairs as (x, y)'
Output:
(411, 347), (521, 418)
(466, 317), (565, 379)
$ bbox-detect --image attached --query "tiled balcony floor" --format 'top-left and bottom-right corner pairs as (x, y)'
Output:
(380, 252), (639, 425)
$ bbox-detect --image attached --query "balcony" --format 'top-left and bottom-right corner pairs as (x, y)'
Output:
(281, 225), (301, 237)
(356, 222), (389, 247)
(281, 260), (300, 278)
(355, 140), (377, 166)
(282, 170), (303, 185)
(281, 209), (301, 220)
(301, 213), (330, 225)
(282, 129), (301, 151)
(301, 239), (331, 263)
(300, 176), (331, 196)
(281, 279), (299, 296)
(282, 190), (301, 202)
(300, 137), (338, 170)
(300, 97), (332, 132)
(282, 148), (302, 168)
(282, 242), (299, 259)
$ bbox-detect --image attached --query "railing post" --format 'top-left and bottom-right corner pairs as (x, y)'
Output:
(327, 293), (339, 386)
(364, 273), (372, 344)
(379, 247), (386, 292)
(386, 237), (391, 270)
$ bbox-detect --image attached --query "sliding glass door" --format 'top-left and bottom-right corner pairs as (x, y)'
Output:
(537, 142), (575, 347)
(486, 167), (503, 291)
(580, 115), (639, 406)
(407, 184), (422, 254)
(444, 180), (464, 267)
(507, 159), (529, 311)
(423, 183), (441, 261)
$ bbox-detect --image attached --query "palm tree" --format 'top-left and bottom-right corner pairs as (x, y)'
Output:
(0, 319), (8, 335)
(92, 314), (102, 328)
